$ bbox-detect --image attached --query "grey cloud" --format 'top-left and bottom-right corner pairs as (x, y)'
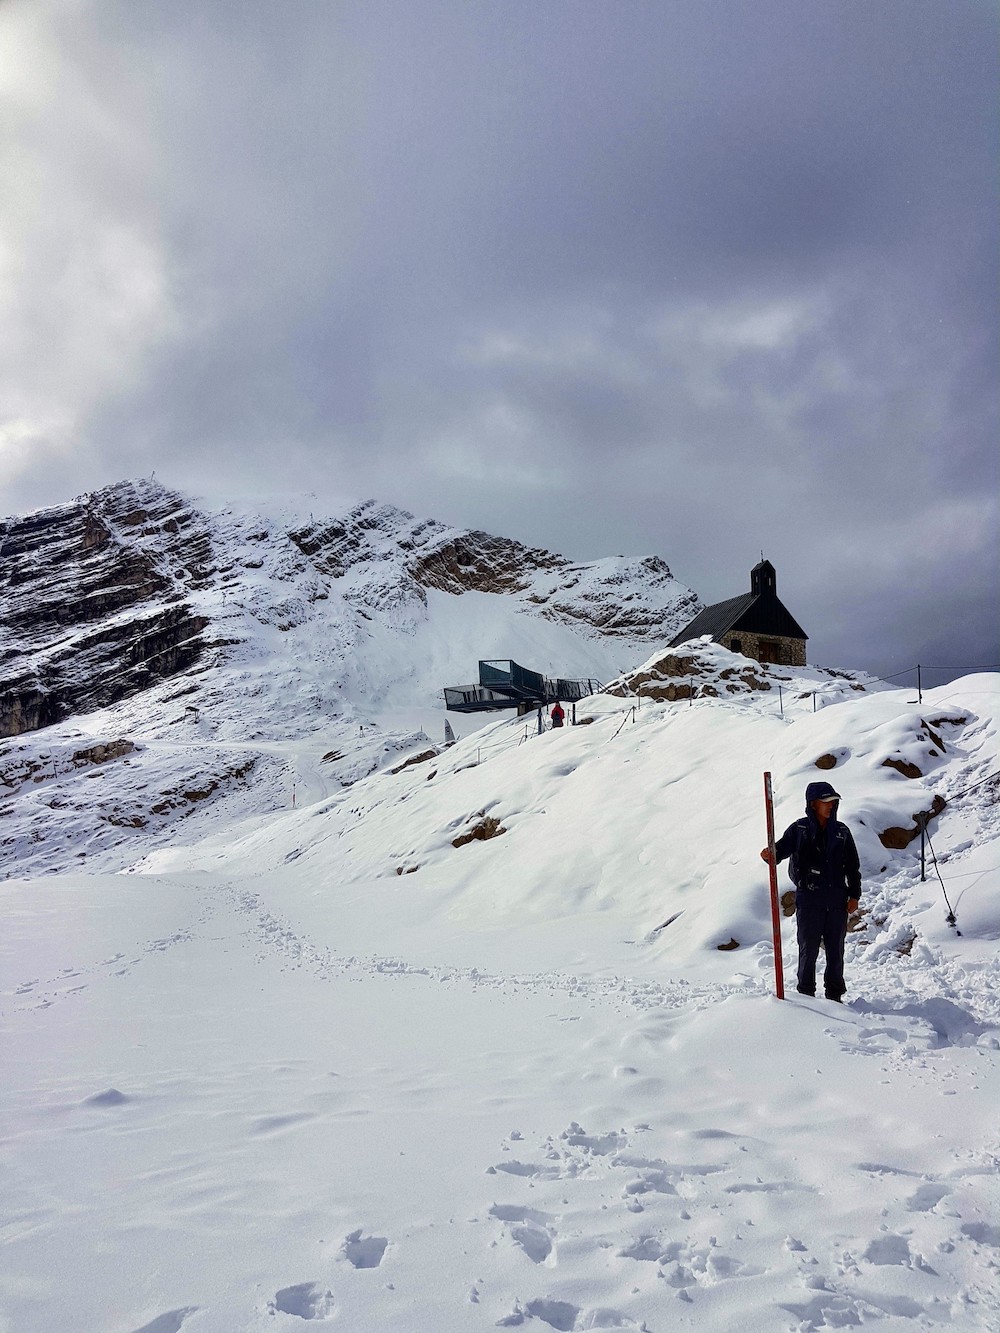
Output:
(1, 0), (996, 677)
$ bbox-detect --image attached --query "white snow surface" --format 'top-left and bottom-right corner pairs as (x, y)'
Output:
(2, 645), (999, 1332)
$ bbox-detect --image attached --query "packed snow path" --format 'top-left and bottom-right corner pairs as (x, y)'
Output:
(2, 865), (998, 1333)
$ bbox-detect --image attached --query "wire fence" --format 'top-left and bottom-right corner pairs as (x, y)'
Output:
(864, 662), (1000, 695)
(442, 661), (1000, 772)
(909, 766), (1000, 935)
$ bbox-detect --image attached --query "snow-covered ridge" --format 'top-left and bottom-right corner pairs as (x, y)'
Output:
(0, 477), (701, 876)
(0, 478), (700, 746)
(137, 644), (999, 958)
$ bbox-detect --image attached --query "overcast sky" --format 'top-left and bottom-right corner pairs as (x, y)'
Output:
(1, 0), (997, 680)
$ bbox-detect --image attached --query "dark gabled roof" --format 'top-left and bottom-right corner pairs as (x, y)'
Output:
(729, 596), (807, 640)
(668, 593), (754, 646)
(670, 591), (808, 647)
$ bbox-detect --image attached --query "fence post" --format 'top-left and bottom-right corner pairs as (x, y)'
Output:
(762, 772), (786, 1000)
(537, 706), (543, 736)
(778, 684), (783, 719)
(917, 664), (922, 704)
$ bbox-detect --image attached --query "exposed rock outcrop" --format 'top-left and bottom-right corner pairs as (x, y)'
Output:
(878, 795), (948, 849)
(0, 480), (216, 737)
(606, 645), (773, 701)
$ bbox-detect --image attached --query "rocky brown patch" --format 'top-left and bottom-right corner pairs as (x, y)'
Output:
(452, 815), (506, 848)
(878, 794), (947, 849)
(390, 748), (438, 775)
(881, 757), (923, 779)
(72, 740), (137, 766)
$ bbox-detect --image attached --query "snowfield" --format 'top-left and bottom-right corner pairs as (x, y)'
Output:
(2, 645), (998, 1332)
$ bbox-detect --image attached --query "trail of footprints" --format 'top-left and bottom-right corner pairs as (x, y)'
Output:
(485, 1122), (735, 1329)
(263, 1232), (389, 1324)
(129, 1232), (389, 1331)
(481, 1122), (999, 1330)
(18, 885), (999, 1328)
(107, 1119), (1000, 1329)
(236, 887), (747, 1014)
(6, 927), (199, 1011)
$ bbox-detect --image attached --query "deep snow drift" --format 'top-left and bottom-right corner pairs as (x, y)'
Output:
(1, 644), (998, 1332)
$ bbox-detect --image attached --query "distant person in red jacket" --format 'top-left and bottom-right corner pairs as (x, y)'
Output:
(550, 701), (565, 728)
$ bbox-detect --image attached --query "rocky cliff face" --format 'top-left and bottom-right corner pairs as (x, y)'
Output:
(0, 482), (218, 738)
(278, 497), (700, 638)
(0, 479), (701, 740)
(286, 501), (563, 597)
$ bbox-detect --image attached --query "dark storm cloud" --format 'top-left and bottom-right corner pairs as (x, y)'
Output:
(1, 0), (996, 675)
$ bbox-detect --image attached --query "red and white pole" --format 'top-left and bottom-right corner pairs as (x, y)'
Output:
(763, 771), (785, 1000)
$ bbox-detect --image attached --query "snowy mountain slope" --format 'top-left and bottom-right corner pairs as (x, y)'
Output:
(0, 480), (701, 876)
(0, 478), (699, 744)
(140, 644), (999, 970)
(2, 648), (998, 1332)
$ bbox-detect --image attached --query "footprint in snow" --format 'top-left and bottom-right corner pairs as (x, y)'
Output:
(782, 1287), (927, 1325)
(778, 1292), (865, 1328)
(341, 1229), (388, 1268)
(497, 1297), (640, 1329)
(962, 1221), (1000, 1247)
(488, 1159), (563, 1180)
(559, 1123), (629, 1155)
(618, 1235), (683, 1263)
(863, 1233), (913, 1266)
(269, 1283), (336, 1319)
(489, 1205), (556, 1265)
(129, 1309), (200, 1333)
(906, 1181), (951, 1212)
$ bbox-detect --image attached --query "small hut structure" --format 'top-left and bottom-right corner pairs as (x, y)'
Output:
(669, 560), (807, 667)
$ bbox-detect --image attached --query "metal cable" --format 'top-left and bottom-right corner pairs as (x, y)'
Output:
(922, 822), (960, 933)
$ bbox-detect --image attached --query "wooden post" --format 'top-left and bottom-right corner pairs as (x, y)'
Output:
(763, 772), (785, 1000)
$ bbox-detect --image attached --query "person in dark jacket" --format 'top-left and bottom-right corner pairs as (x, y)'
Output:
(760, 780), (861, 1002)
